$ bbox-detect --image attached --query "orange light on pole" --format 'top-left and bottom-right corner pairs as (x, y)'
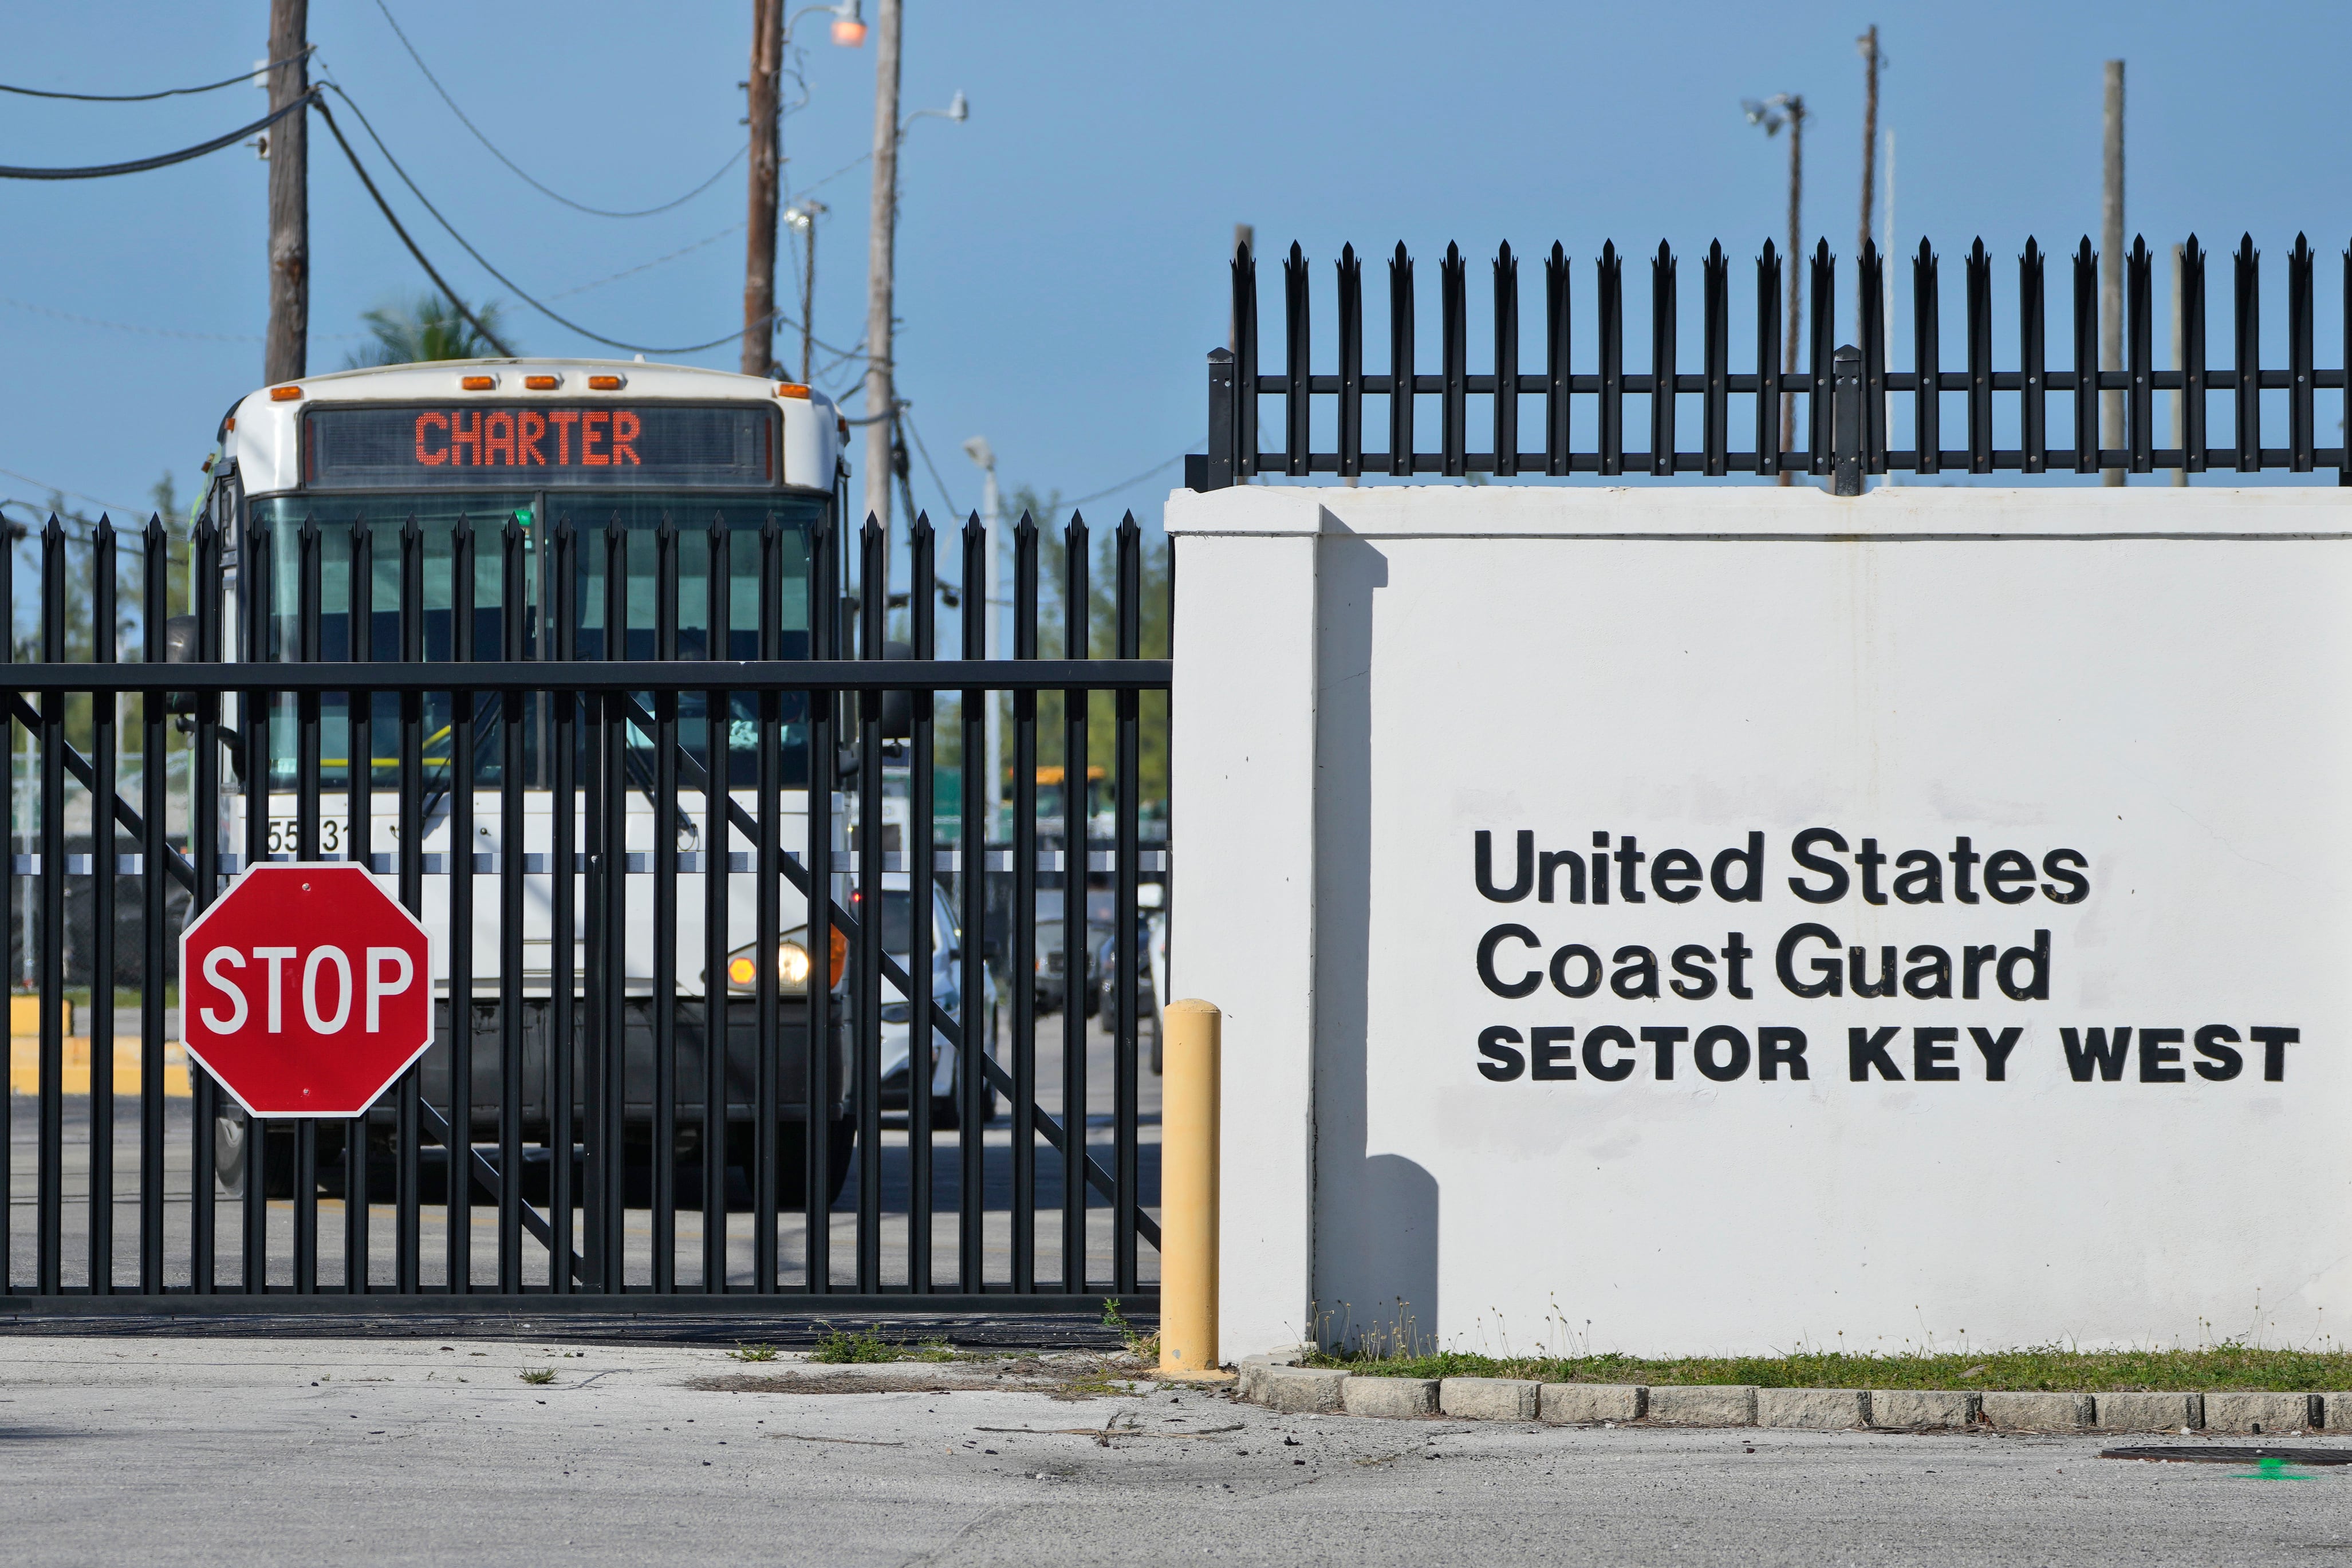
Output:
(830, 1), (866, 46)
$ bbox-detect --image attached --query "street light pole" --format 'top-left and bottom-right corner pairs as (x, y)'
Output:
(962, 438), (1004, 846)
(1856, 25), (1878, 322)
(1744, 92), (1806, 486)
(861, 0), (903, 534)
(785, 199), (827, 384)
(2101, 60), (2126, 487)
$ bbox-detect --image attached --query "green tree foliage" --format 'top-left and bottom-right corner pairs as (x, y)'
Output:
(1004, 485), (1172, 826)
(6, 475), (187, 763)
(345, 293), (509, 368)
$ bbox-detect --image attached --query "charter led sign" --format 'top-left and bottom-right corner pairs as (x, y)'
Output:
(303, 404), (775, 488)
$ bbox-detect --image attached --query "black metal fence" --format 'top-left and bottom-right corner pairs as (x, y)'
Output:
(1189, 234), (2352, 495)
(5, 496), (1169, 1307)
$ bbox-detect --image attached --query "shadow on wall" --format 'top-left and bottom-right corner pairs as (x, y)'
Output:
(1311, 510), (1439, 1352)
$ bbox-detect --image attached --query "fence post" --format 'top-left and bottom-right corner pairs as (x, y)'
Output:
(1831, 344), (1864, 496)
(1159, 998), (1222, 1377)
(1201, 349), (1236, 492)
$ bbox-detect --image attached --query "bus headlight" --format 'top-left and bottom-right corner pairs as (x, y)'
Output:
(722, 925), (845, 995)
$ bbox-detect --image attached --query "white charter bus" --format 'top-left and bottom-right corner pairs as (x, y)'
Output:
(198, 358), (976, 1204)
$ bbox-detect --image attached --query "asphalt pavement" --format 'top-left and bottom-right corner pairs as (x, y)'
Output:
(0, 1335), (2346, 1566)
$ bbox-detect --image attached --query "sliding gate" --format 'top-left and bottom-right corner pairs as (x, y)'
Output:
(5, 500), (1168, 1308)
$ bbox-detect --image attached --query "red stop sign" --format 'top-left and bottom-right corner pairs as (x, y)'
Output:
(179, 863), (435, 1118)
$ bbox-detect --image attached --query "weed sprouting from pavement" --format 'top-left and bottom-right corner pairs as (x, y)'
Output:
(1101, 1299), (1159, 1362)
(519, 1368), (556, 1385)
(809, 1325), (902, 1364)
(730, 1343), (781, 1363)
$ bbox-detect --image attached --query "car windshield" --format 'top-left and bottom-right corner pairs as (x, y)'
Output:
(854, 889), (963, 957)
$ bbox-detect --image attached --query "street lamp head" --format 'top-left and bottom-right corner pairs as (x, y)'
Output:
(903, 93), (972, 137)
(962, 436), (995, 471)
(830, 0), (866, 46)
(1742, 92), (1802, 136)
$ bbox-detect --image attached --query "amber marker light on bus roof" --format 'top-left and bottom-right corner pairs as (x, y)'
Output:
(269, 385), (302, 401)
(587, 374), (625, 390)
(775, 383), (810, 399)
(460, 375), (496, 391)
(523, 374), (561, 390)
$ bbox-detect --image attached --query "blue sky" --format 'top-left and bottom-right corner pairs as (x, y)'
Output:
(3, 0), (2350, 534)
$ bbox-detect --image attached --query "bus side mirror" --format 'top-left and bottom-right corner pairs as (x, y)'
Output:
(163, 614), (200, 716)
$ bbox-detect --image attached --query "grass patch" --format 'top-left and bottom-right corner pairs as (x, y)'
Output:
(729, 1343), (780, 1363)
(809, 1325), (901, 1364)
(806, 1325), (958, 1365)
(1051, 1365), (1144, 1401)
(518, 1368), (556, 1385)
(1306, 1345), (2352, 1393)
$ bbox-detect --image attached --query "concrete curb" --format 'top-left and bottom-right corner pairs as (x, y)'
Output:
(1649, 1385), (1759, 1426)
(1440, 1377), (1541, 1421)
(1979, 1391), (2095, 1432)
(1234, 1370), (2352, 1433)
(1232, 1344), (1315, 1405)
(1256, 1365), (1347, 1414)
(1758, 1388), (1869, 1430)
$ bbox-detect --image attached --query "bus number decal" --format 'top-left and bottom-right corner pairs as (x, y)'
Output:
(266, 817), (343, 857)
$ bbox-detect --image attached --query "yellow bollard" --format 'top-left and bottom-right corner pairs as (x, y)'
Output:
(1159, 999), (1223, 1378)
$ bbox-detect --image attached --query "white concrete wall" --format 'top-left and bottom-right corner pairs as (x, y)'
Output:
(1168, 482), (2352, 1359)
(1168, 488), (1322, 1355)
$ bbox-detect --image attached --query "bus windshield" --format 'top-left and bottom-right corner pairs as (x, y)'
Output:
(243, 491), (827, 793)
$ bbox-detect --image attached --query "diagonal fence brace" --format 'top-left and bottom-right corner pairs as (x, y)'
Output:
(618, 692), (1160, 1251)
(9, 694), (199, 896)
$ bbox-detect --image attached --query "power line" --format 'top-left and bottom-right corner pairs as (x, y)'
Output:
(312, 99), (516, 358)
(789, 147), (874, 203)
(548, 222), (746, 300)
(1063, 454), (1185, 511)
(319, 85), (860, 360)
(0, 90), (311, 180)
(0, 501), (130, 539)
(0, 46), (312, 103)
(369, 0), (743, 219)
(897, 405), (962, 519)
(0, 295), (360, 344)
(0, 467), (145, 517)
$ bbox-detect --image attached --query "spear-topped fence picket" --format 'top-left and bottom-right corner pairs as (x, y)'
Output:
(1189, 234), (2352, 495)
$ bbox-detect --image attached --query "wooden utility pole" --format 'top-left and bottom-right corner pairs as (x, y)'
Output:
(1857, 25), (1879, 328)
(2101, 60), (2125, 486)
(263, 0), (309, 384)
(742, 0), (785, 378)
(861, 0), (904, 532)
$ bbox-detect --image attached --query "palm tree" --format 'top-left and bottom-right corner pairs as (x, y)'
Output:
(344, 293), (510, 367)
